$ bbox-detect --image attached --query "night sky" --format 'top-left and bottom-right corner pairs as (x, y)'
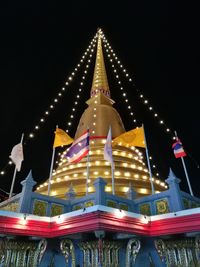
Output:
(0, 1), (199, 200)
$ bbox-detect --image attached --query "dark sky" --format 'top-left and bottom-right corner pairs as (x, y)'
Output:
(0, 1), (199, 199)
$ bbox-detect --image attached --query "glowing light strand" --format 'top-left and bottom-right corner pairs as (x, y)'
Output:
(28, 34), (98, 139)
(55, 43), (97, 166)
(102, 31), (164, 182)
(102, 33), (173, 139)
(0, 34), (98, 176)
(102, 37), (137, 125)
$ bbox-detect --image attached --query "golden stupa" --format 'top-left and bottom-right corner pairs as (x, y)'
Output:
(36, 29), (166, 198)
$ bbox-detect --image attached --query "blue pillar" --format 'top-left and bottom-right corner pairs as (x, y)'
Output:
(165, 168), (184, 212)
(126, 182), (137, 200)
(135, 238), (166, 267)
(93, 177), (107, 205)
(19, 170), (36, 213)
(66, 183), (76, 200)
(126, 182), (137, 212)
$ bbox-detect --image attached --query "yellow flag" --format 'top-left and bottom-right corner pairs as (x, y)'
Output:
(53, 128), (74, 148)
(112, 126), (146, 148)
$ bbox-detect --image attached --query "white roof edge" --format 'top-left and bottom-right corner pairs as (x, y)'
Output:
(151, 207), (200, 221)
(1, 205), (199, 223)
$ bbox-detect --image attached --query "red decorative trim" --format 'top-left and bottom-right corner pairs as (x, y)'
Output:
(150, 213), (200, 236)
(90, 136), (117, 140)
(1, 211), (200, 238)
(90, 136), (107, 139)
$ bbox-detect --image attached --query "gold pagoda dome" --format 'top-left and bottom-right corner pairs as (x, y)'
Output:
(75, 29), (125, 139)
(37, 29), (166, 198)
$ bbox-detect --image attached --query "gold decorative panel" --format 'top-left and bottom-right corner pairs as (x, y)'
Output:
(139, 203), (151, 216)
(119, 203), (129, 211)
(0, 201), (19, 212)
(107, 200), (117, 208)
(72, 204), (82, 211)
(183, 198), (190, 209)
(155, 199), (170, 215)
(85, 201), (94, 207)
(33, 200), (47, 216)
(51, 203), (64, 217)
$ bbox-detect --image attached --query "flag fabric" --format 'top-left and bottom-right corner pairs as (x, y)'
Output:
(9, 143), (24, 172)
(112, 126), (146, 148)
(172, 138), (186, 158)
(104, 126), (114, 166)
(65, 129), (89, 163)
(53, 128), (73, 148)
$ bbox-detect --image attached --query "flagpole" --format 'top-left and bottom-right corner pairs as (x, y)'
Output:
(47, 126), (57, 196)
(110, 126), (115, 195)
(111, 164), (115, 195)
(9, 133), (24, 199)
(86, 127), (90, 195)
(47, 148), (55, 196)
(86, 152), (90, 195)
(174, 131), (194, 196)
(143, 124), (155, 195)
(104, 126), (115, 194)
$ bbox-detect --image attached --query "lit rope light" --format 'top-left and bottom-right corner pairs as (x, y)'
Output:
(101, 30), (168, 184)
(65, 52), (96, 131)
(0, 34), (98, 177)
(54, 39), (98, 169)
(27, 34), (98, 139)
(103, 33), (174, 138)
(103, 40), (137, 125)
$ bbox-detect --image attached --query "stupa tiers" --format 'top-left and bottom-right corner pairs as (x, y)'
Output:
(36, 29), (166, 198)
(1, 28), (200, 267)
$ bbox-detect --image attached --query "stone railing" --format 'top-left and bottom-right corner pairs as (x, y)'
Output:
(0, 193), (22, 212)
(1, 168), (200, 218)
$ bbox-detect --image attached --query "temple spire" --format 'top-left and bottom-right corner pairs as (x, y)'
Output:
(90, 28), (110, 98)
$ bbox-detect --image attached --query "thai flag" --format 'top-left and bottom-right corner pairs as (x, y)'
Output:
(66, 129), (89, 163)
(172, 138), (186, 158)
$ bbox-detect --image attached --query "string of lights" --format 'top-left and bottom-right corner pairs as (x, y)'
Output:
(28, 34), (98, 140)
(0, 34), (98, 177)
(55, 42), (98, 166)
(102, 32), (174, 141)
(0, 28), (168, 195)
(102, 32), (161, 178)
(102, 35), (137, 125)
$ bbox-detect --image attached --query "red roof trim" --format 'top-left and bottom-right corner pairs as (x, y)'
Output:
(1, 211), (200, 238)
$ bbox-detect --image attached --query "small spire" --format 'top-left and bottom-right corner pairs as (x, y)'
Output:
(127, 182), (137, 200)
(66, 183), (76, 200)
(165, 167), (181, 185)
(90, 28), (110, 98)
(21, 169), (36, 188)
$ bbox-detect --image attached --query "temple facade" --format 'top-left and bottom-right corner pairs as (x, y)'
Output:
(36, 29), (166, 199)
(1, 29), (200, 267)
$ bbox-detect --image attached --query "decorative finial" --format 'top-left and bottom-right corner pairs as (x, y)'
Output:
(90, 29), (110, 98)
(66, 183), (76, 200)
(165, 168), (181, 185)
(21, 169), (36, 187)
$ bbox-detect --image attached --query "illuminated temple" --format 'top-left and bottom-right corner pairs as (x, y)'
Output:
(1, 29), (200, 267)
(37, 30), (166, 198)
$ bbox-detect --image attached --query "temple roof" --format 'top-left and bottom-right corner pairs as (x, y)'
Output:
(90, 29), (110, 98)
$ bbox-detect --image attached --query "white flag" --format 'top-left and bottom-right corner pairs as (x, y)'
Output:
(10, 143), (24, 172)
(104, 126), (114, 166)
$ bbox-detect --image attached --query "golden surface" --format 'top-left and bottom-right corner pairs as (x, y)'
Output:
(75, 94), (125, 139)
(90, 30), (110, 98)
(37, 140), (165, 198)
(36, 29), (166, 198)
